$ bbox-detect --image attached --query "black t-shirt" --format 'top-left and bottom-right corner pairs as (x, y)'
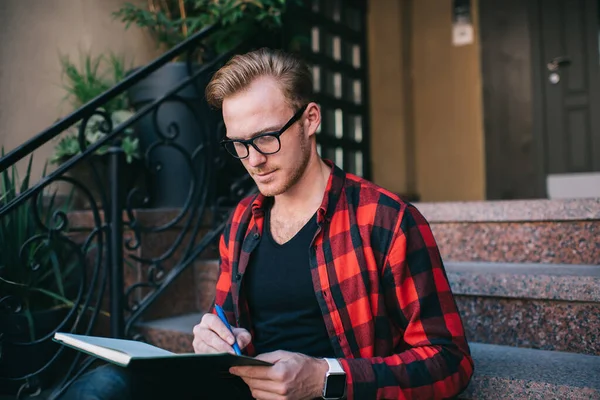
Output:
(244, 208), (335, 358)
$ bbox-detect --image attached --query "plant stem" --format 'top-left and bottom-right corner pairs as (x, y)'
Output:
(160, 0), (171, 18)
(179, 0), (188, 37)
(24, 302), (36, 341)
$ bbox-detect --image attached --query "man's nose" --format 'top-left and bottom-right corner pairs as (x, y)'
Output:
(247, 145), (267, 168)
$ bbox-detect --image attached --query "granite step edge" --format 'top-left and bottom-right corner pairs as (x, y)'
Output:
(446, 261), (600, 302)
(415, 198), (600, 223)
(461, 343), (600, 399)
(460, 374), (600, 399)
(445, 261), (600, 277)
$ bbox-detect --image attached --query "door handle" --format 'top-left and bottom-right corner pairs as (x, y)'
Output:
(547, 56), (572, 71)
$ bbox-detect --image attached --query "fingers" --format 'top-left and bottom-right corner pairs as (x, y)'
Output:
(246, 389), (281, 400)
(192, 314), (253, 355)
(230, 365), (274, 380)
(232, 327), (252, 349)
(246, 385), (288, 400)
(192, 325), (236, 354)
(237, 377), (290, 400)
(192, 313), (236, 354)
(200, 313), (236, 345)
(255, 350), (289, 363)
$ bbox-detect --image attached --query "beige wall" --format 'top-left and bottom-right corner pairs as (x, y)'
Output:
(367, 0), (413, 196)
(1, 0), (486, 202)
(367, 0), (486, 202)
(0, 0), (160, 181)
(411, 0), (485, 201)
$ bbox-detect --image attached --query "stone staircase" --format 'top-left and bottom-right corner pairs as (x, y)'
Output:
(447, 261), (599, 355)
(130, 198), (600, 399)
(420, 198), (600, 399)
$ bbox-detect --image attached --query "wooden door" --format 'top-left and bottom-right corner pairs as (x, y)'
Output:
(481, 0), (600, 199)
(535, 0), (600, 176)
(480, 0), (539, 199)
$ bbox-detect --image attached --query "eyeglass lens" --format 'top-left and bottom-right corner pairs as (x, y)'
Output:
(225, 135), (281, 158)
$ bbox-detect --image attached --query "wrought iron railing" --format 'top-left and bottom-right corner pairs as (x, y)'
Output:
(0, 23), (257, 399)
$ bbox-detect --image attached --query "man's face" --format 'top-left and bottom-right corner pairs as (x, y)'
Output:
(222, 77), (312, 197)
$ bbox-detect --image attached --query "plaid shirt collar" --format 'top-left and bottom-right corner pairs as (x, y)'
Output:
(249, 159), (344, 225)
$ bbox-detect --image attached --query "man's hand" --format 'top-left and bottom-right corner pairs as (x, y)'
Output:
(192, 313), (251, 354)
(229, 350), (329, 400)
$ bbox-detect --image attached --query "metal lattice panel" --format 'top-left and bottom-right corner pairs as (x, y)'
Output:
(286, 0), (371, 179)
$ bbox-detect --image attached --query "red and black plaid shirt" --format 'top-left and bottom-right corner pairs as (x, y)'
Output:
(214, 160), (474, 399)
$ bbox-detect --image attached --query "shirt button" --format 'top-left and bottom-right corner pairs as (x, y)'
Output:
(235, 273), (242, 281)
(253, 233), (260, 239)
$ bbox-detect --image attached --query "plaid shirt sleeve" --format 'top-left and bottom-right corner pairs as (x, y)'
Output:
(338, 204), (474, 399)
(213, 206), (236, 318)
(212, 196), (258, 356)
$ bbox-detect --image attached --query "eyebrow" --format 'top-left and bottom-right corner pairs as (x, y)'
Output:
(226, 125), (282, 140)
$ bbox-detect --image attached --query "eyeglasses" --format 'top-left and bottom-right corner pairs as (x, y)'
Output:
(220, 104), (308, 159)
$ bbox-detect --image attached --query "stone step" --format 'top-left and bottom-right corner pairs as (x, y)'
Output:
(69, 208), (221, 322)
(136, 312), (199, 353)
(194, 259), (219, 314)
(135, 315), (600, 400)
(139, 260), (600, 355)
(415, 198), (600, 264)
(446, 261), (600, 356)
(460, 343), (600, 399)
(135, 259), (218, 322)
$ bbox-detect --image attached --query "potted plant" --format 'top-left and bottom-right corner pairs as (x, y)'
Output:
(112, 0), (295, 208)
(51, 52), (146, 209)
(0, 152), (84, 394)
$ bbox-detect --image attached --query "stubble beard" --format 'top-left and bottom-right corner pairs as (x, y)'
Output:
(257, 127), (311, 197)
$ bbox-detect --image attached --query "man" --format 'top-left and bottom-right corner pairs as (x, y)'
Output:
(194, 47), (474, 399)
(62, 48), (473, 400)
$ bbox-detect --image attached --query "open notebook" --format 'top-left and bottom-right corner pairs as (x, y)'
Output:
(53, 332), (272, 370)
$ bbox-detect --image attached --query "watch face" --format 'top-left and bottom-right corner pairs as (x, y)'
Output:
(325, 374), (346, 397)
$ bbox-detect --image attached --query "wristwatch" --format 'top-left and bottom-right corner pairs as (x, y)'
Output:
(321, 358), (346, 399)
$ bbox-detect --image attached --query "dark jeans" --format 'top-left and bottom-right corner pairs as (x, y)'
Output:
(59, 363), (254, 400)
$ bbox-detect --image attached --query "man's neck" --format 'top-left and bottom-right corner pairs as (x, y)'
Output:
(271, 155), (330, 218)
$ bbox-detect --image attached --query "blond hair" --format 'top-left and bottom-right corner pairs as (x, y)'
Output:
(205, 48), (313, 110)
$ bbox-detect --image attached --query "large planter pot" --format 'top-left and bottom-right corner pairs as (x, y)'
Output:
(0, 307), (73, 395)
(127, 62), (221, 209)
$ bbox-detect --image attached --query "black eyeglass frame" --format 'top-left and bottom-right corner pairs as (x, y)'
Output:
(220, 104), (309, 159)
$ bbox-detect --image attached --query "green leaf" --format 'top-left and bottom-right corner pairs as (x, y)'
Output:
(30, 287), (110, 318)
(49, 250), (65, 297)
(31, 287), (72, 307)
(19, 155), (33, 194)
(112, 0), (291, 59)
(0, 147), (86, 312)
(24, 307), (36, 341)
(0, 275), (28, 287)
(53, 51), (135, 163)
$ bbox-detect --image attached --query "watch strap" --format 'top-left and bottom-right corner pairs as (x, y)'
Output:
(322, 358), (346, 399)
(323, 358), (344, 374)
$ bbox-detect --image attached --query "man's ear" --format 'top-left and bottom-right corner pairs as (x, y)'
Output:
(304, 102), (321, 138)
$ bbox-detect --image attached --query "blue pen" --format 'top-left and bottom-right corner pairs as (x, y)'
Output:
(214, 304), (242, 355)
